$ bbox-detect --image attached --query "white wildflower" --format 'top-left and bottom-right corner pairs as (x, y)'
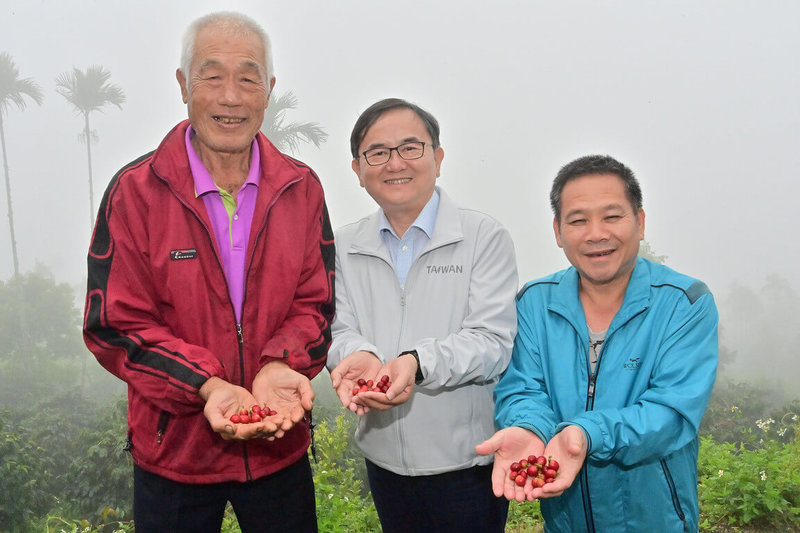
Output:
(718, 469), (724, 477)
(327, 493), (333, 499)
(760, 470), (767, 481)
(755, 418), (775, 432)
(778, 427), (787, 437)
(730, 405), (740, 412)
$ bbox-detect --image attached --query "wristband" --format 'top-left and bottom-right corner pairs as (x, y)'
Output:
(398, 349), (424, 384)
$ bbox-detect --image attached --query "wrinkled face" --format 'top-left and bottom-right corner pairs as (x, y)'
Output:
(351, 108), (444, 220)
(176, 25), (274, 160)
(554, 173), (645, 290)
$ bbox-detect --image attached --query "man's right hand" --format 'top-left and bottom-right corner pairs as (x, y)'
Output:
(475, 426), (546, 502)
(329, 350), (383, 415)
(200, 376), (280, 440)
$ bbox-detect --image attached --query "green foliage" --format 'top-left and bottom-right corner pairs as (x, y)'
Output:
(0, 409), (56, 531)
(311, 412), (380, 532)
(42, 507), (133, 533)
(61, 397), (132, 518)
(701, 379), (797, 446)
(698, 413), (800, 531)
(505, 500), (544, 532)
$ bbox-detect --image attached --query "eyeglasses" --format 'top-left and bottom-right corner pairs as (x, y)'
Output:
(361, 141), (426, 166)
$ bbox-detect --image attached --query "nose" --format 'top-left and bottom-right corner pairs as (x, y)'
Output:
(385, 148), (407, 170)
(585, 218), (609, 241)
(219, 78), (243, 106)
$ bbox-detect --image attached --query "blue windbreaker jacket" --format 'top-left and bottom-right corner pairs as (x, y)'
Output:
(495, 258), (718, 533)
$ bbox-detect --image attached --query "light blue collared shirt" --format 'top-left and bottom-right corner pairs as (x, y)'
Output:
(379, 189), (440, 286)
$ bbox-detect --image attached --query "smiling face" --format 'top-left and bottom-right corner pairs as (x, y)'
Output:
(351, 108), (444, 225)
(554, 173), (645, 292)
(176, 24), (274, 164)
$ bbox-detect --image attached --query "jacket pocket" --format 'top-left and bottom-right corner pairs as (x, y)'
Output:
(156, 410), (171, 445)
(660, 458), (689, 532)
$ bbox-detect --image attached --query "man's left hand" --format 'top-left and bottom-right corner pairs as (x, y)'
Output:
(529, 425), (587, 500)
(252, 361), (314, 439)
(351, 352), (417, 411)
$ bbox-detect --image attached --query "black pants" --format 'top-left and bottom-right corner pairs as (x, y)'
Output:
(133, 455), (317, 533)
(366, 459), (508, 533)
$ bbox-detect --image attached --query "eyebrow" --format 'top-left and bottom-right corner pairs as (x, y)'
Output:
(563, 203), (628, 219)
(364, 136), (422, 151)
(197, 59), (264, 74)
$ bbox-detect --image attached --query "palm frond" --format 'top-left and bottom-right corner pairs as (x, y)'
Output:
(260, 90), (327, 155)
(55, 65), (125, 115)
(0, 52), (44, 116)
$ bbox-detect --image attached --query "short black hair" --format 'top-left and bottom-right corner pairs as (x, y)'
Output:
(550, 155), (643, 221)
(350, 98), (441, 159)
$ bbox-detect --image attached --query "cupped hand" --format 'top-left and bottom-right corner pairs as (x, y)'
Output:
(529, 425), (586, 500)
(200, 376), (280, 440)
(475, 426), (545, 502)
(329, 350), (383, 415)
(351, 352), (417, 411)
(252, 361), (314, 439)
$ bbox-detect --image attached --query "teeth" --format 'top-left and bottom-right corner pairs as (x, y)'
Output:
(214, 116), (244, 124)
(386, 178), (411, 185)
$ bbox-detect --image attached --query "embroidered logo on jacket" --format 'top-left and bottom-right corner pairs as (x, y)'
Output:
(426, 264), (463, 274)
(170, 249), (198, 260)
(623, 357), (641, 370)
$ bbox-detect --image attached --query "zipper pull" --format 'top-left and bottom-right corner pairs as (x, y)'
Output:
(587, 374), (596, 398)
(236, 323), (244, 345)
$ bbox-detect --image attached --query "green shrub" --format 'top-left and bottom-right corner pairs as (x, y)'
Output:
(311, 412), (380, 532)
(698, 412), (800, 531)
(505, 499), (544, 533)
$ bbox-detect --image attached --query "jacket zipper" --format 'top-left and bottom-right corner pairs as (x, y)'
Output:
(236, 179), (300, 482)
(660, 458), (688, 531)
(582, 334), (606, 532)
(396, 283), (411, 470)
(154, 170), (300, 483)
(235, 322), (253, 480)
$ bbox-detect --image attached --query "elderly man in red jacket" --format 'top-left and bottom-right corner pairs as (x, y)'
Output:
(83, 11), (334, 533)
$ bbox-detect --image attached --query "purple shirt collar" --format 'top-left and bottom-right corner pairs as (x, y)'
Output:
(185, 125), (261, 196)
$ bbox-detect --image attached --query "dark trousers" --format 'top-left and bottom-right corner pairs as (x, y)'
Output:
(133, 455), (317, 533)
(366, 459), (508, 533)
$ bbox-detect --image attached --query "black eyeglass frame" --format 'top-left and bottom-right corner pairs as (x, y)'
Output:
(360, 141), (427, 166)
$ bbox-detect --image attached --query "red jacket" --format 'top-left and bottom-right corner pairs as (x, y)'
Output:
(83, 120), (334, 483)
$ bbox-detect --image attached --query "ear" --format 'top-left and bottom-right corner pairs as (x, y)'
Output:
(636, 208), (645, 240)
(433, 146), (445, 177)
(265, 77), (276, 108)
(176, 69), (189, 104)
(352, 159), (366, 188)
(553, 217), (564, 248)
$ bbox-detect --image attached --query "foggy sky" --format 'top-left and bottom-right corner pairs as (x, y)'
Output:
(2, 1), (799, 384)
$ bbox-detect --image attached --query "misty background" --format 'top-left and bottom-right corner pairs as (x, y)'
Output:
(1, 0), (799, 392)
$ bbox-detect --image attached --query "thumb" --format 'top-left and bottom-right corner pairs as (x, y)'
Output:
(330, 368), (341, 388)
(475, 430), (504, 456)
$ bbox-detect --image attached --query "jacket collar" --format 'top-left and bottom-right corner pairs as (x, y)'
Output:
(348, 186), (464, 259)
(549, 257), (652, 337)
(149, 120), (305, 234)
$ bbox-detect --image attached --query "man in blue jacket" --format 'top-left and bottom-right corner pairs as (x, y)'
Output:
(477, 154), (718, 532)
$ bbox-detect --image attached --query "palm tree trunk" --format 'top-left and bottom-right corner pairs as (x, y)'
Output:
(84, 112), (95, 232)
(0, 114), (20, 277)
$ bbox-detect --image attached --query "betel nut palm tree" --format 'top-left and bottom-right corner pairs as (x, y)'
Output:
(55, 65), (125, 231)
(261, 91), (328, 155)
(0, 52), (44, 277)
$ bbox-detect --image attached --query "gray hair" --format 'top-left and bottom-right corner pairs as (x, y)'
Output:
(180, 11), (274, 84)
